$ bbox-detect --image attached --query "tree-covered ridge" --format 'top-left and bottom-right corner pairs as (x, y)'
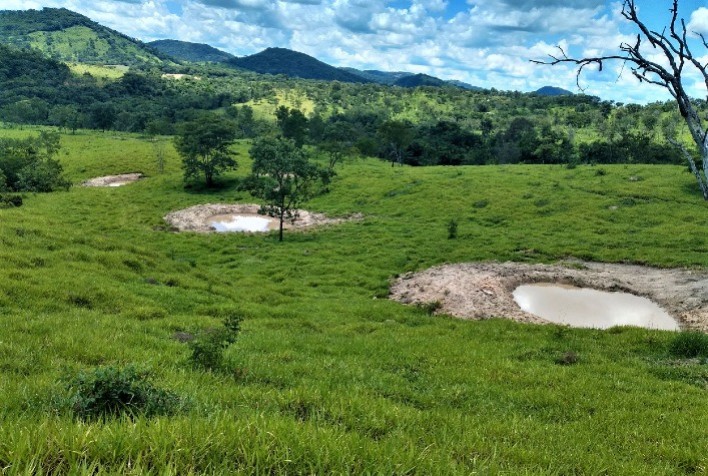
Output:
(393, 73), (452, 88)
(148, 40), (236, 63)
(226, 48), (370, 84)
(0, 7), (170, 65)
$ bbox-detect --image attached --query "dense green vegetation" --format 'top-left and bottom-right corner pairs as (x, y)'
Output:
(0, 127), (706, 473)
(0, 36), (689, 169)
(148, 39), (235, 63)
(0, 7), (169, 65)
(226, 47), (370, 83)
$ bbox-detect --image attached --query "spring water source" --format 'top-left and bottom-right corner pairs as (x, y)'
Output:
(208, 214), (275, 233)
(512, 283), (679, 330)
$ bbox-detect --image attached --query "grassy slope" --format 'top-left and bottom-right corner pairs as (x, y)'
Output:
(0, 127), (707, 473)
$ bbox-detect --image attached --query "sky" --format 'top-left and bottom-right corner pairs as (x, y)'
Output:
(3, 0), (708, 103)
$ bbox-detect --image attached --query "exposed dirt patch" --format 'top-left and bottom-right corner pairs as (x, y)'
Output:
(390, 261), (708, 331)
(82, 173), (143, 187)
(164, 203), (359, 233)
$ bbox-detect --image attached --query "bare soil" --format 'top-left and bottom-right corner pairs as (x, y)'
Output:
(82, 173), (143, 187)
(164, 203), (359, 232)
(390, 261), (708, 331)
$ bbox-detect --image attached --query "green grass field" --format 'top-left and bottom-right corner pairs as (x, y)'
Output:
(0, 128), (707, 474)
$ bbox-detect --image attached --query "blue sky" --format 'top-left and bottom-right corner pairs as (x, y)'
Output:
(4, 0), (708, 103)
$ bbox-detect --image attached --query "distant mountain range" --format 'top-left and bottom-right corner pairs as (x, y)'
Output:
(0, 8), (573, 96)
(148, 39), (234, 63)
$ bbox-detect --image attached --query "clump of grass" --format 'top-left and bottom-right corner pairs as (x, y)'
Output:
(416, 301), (442, 316)
(668, 332), (708, 359)
(59, 365), (183, 420)
(189, 311), (243, 371)
(0, 194), (22, 208)
(555, 351), (579, 366)
(447, 219), (458, 239)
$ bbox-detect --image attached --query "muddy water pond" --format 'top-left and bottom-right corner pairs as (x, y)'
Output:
(208, 214), (277, 233)
(513, 283), (680, 330)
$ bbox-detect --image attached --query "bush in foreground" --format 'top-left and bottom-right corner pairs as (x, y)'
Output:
(59, 365), (183, 420)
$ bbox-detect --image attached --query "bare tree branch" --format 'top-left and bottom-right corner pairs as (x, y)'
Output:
(532, 0), (708, 200)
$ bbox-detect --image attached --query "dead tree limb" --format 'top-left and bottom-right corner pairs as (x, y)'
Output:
(533, 0), (708, 200)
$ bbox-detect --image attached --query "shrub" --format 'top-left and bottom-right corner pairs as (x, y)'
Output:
(555, 351), (579, 365)
(668, 332), (708, 359)
(189, 311), (243, 371)
(0, 194), (22, 208)
(60, 365), (182, 420)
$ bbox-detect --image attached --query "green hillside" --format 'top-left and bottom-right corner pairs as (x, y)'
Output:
(148, 39), (235, 63)
(226, 47), (370, 83)
(0, 127), (706, 473)
(0, 7), (168, 65)
(394, 73), (451, 88)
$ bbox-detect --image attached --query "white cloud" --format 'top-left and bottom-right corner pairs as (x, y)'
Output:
(688, 7), (708, 35)
(3, 0), (701, 103)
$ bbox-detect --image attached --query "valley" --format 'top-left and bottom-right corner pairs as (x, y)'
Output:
(0, 5), (707, 474)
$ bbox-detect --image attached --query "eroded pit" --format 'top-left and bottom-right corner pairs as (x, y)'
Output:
(164, 203), (360, 233)
(82, 173), (143, 187)
(390, 261), (708, 331)
(512, 283), (679, 330)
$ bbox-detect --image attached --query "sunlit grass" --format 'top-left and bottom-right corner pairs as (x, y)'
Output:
(0, 128), (706, 473)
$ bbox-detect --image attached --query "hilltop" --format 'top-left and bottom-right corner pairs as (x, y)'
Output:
(393, 73), (451, 88)
(148, 39), (235, 63)
(225, 47), (370, 83)
(0, 7), (168, 65)
(534, 86), (574, 96)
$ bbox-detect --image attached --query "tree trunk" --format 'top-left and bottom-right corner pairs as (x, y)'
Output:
(278, 208), (284, 242)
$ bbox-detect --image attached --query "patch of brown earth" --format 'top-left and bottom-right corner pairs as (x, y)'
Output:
(82, 173), (143, 187)
(164, 203), (360, 232)
(390, 261), (708, 331)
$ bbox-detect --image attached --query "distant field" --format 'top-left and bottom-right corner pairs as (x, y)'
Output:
(68, 62), (128, 79)
(0, 127), (707, 474)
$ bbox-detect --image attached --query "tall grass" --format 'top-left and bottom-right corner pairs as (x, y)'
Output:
(0, 128), (706, 473)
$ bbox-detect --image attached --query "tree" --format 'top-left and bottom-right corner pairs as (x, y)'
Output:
(244, 136), (324, 242)
(535, 0), (708, 199)
(0, 131), (70, 193)
(275, 106), (309, 147)
(174, 114), (238, 187)
(90, 103), (116, 132)
(378, 119), (414, 167)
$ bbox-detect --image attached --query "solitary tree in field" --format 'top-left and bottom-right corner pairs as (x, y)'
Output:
(535, 0), (708, 200)
(244, 136), (324, 242)
(378, 119), (414, 167)
(174, 114), (237, 187)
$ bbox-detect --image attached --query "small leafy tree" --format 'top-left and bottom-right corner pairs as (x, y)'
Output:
(244, 136), (325, 241)
(189, 311), (243, 371)
(0, 131), (70, 192)
(174, 114), (238, 187)
(378, 119), (414, 167)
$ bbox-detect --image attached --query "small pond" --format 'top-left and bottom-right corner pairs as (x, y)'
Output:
(208, 214), (276, 233)
(512, 283), (679, 330)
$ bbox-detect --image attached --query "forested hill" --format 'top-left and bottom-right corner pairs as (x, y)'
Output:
(0, 7), (169, 65)
(393, 73), (450, 88)
(0, 43), (70, 84)
(226, 47), (370, 83)
(148, 39), (235, 63)
(534, 86), (573, 96)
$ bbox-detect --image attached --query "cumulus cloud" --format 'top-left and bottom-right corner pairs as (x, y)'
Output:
(688, 7), (708, 35)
